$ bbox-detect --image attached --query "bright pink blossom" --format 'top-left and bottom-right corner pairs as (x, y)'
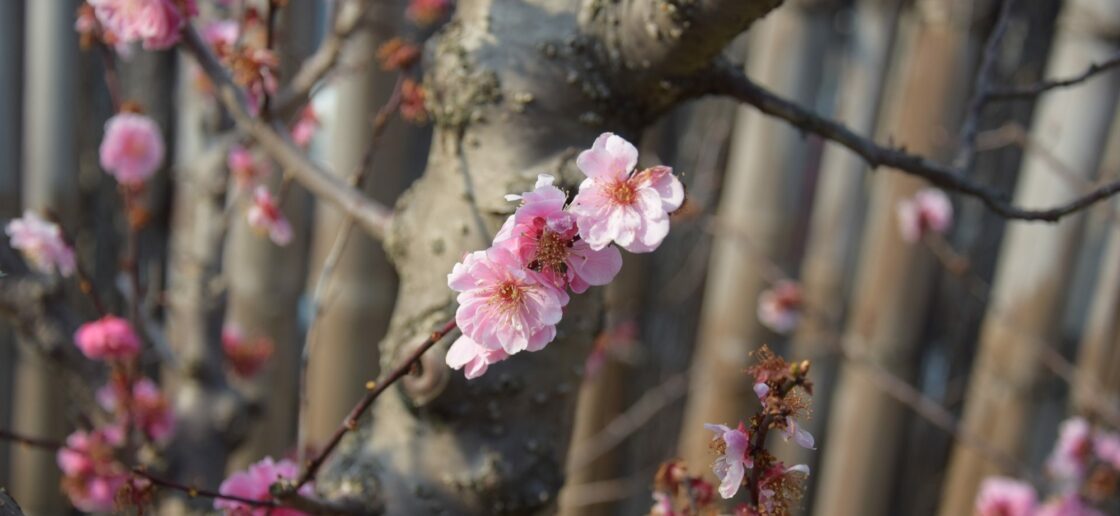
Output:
(496, 174), (623, 293)
(216, 457), (313, 516)
(100, 113), (165, 186)
(897, 188), (953, 243)
(446, 335), (510, 380)
(447, 247), (568, 358)
(89, 0), (197, 51)
(5, 211), (76, 277)
(247, 186), (292, 246)
(57, 427), (126, 513)
(1047, 417), (1093, 482)
(757, 280), (802, 334)
(974, 477), (1037, 516)
(704, 422), (752, 499)
(221, 324), (275, 378)
(97, 377), (175, 442)
(227, 145), (272, 189)
(570, 133), (684, 253)
(290, 106), (319, 148)
(75, 316), (142, 361)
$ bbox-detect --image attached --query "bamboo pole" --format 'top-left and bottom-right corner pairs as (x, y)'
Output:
(939, 0), (1120, 513)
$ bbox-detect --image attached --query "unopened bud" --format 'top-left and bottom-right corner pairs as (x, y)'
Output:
(799, 360), (811, 376)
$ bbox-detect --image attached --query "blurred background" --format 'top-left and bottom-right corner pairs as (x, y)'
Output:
(1, 0), (1119, 514)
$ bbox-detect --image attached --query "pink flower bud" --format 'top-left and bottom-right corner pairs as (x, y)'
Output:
(75, 316), (142, 361)
(99, 113), (165, 186)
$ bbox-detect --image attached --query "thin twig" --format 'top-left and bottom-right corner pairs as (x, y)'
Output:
(954, 0), (1017, 171)
(181, 24), (393, 241)
(703, 61), (1120, 222)
(293, 318), (459, 490)
(0, 428), (66, 451)
(985, 51), (1120, 101)
(132, 467), (277, 508)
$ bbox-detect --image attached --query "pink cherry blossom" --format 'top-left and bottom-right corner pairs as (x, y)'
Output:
(227, 145), (272, 189)
(221, 324), (275, 378)
(447, 247), (568, 356)
(704, 422), (752, 499)
(89, 0), (197, 51)
(1093, 430), (1120, 470)
(496, 174), (623, 294)
(1047, 417), (1093, 482)
(99, 113), (165, 186)
(1036, 494), (1105, 516)
(407, 0), (452, 26)
(897, 188), (953, 243)
(756, 462), (810, 513)
(974, 477), (1037, 516)
(216, 457), (314, 516)
(247, 186), (292, 246)
(75, 316), (142, 361)
(570, 133), (684, 253)
(290, 106), (319, 148)
(753, 382), (770, 401)
(445, 335), (510, 380)
(5, 211), (76, 277)
(57, 427), (126, 513)
(202, 19), (239, 55)
(757, 280), (802, 334)
(97, 377), (175, 442)
(783, 416), (815, 449)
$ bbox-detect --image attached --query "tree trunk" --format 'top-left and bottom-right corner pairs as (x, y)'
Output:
(787, 1), (900, 503)
(0, 0), (24, 488)
(225, 0), (319, 470)
(939, 0), (1120, 513)
(9, 1), (77, 512)
(300, 0), (423, 452)
(1074, 202), (1120, 416)
(313, 1), (782, 512)
(812, 3), (983, 515)
(677, 0), (832, 469)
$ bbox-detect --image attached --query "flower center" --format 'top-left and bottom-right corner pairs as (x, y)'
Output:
(531, 230), (570, 274)
(123, 133), (148, 160)
(608, 179), (637, 205)
(494, 282), (523, 309)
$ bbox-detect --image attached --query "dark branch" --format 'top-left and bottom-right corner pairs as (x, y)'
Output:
(986, 51), (1120, 101)
(181, 24), (393, 241)
(132, 467), (278, 508)
(292, 319), (459, 490)
(704, 61), (1120, 222)
(955, 0), (1016, 170)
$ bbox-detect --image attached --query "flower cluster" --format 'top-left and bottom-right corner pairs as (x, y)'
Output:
(228, 144), (273, 190)
(703, 347), (814, 512)
(100, 112), (166, 187)
(97, 377), (175, 442)
(87, 0), (197, 52)
(216, 457), (314, 516)
(247, 186), (293, 246)
(400, 78), (428, 124)
(222, 324), (275, 378)
(407, 0), (453, 26)
(446, 133), (683, 379)
(897, 187), (953, 243)
(75, 315), (142, 361)
(377, 38), (421, 71)
(974, 417), (1120, 515)
(5, 211), (76, 277)
(649, 460), (716, 515)
(57, 427), (128, 513)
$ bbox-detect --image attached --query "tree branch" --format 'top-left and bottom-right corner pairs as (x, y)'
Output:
(271, 0), (375, 117)
(703, 61), (1120, 222)
(955, 0), (1017, 171)
(180, 24), (393, 242)
(985, 50), (1120, 101)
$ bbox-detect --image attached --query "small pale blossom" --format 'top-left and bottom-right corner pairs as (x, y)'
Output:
(89, 0), (197, 51)
(97, 377), (175, 442)
(75, 316), (142, 361)
(753, 382), (770, 401)
(783, 416), (815, 449)
(447, 247), (568, 358)
(99, 113), (165, 186)
(1047, 417), (1093, 482)
(897, 188), (953, 243)
(974, 477), (1037, 516)
(1093, 430), (1120, 470)
(5, 211), (76, 277)
(757, 280), (802, 334)
(247, 186), (292, 246)
(216, 457), (313, 516)
(227, 145), (272, 189)
(704, 422), (752, 499)
(445, 335), (510, 380)
(1036, 494), (1105, 516)
(290, 106), (319, 148)
(496, 174), (623, 293)
(57, 427), (126, 513)
(221, 324), (275, 378)
(202, 19), (239, 55)
(570, 133), (684, 253)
